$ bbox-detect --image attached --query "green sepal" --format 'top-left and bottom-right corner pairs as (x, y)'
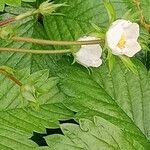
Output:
(38, 0), (67, 16)
(119, 56), (138, 74)
(103, 0), (116, 24)
(90, 23), (106, 39)
(21, 84), (40, 110)
(107, 49), (116, 73)
(71, 57), (76, 65)
(21, 84), (37, 103)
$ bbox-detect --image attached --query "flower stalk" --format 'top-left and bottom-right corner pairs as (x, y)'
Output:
(12, 36), (102, 46)
(0, 17), (16, 27)
(0, 47), (72, 54)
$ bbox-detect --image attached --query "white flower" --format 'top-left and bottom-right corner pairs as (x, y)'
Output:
(106, 19), (141, 57)
(74, 36), (102, 67)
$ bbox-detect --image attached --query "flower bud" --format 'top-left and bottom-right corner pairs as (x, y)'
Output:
(21, 84), (37, 103)
(38, 1), (66, 16)
(74, 36), (102, 68)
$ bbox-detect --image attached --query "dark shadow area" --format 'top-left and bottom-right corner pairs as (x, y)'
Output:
(59, 119), (79, 125)
(37, 13), (44, 25)
(46, 127), (63, 135)
(146, 50), (150, 70)
(31, 119), (78, 146)
(31, 132), (47, 146)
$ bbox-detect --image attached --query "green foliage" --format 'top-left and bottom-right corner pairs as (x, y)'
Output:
(46, 117), (149, 150)
(45, 59), (150, 149)
(0, 0), (36, 12)
(0, 68), (74, 149)
(0, 0), (150, 149)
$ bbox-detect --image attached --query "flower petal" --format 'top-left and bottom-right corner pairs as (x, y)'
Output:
(106, 19), (131, 49)
(124, 40), (141, 57)
(75, 36), (102, 67)
(90, 59), (102, 67)
(124, 23), (139, 40)
(112, 19), (132, 28)
(106, 23), (123, 49)
(111, 47), (124, 56)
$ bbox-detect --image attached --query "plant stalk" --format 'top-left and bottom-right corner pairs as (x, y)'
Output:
(0, 47), (72, 54)
(12, 36), (102, 46)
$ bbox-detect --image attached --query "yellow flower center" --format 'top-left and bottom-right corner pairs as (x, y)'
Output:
(117, 35), (126, 49)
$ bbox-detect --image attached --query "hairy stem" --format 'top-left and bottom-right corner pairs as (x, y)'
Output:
(0, 17), (16, 27)
(12, 36), (102, 46)
(0, 47), (72, 54)
(0, 68), (22, 86)
(0, 9), (38, 27)
(15, 10), (38, 21)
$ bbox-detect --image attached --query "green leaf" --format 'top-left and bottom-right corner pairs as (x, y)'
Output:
(136, 0), (150, 22)
(103, 0), (116, 24)
(0, 0), (150, 149)
(0, 0), (20, 12)
(107, 49), (116, 72)
(120, 56), (138, 74)
(44, 58), (150, 149)
(0, 7), (66, 74)
(41, 0), (149, 74)
(0, 68), (74, 149)
(0, 0), (36, 12)
(45, 116), (150, 149)
(91, 58), (150, 138)
(1, 0), (147, 73)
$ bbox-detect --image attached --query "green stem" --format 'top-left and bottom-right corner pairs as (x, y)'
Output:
(0, 17), (16, 27)
(0, 68), (22, 86)
(0, 47), (72, 54)
(12, 36), (102, 46)
(15, 9), (39, 21)
(0, 9), (38, 27)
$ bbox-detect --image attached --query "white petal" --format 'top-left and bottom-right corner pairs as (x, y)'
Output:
(106, 19), (131, 49)
(91, 59), (102, 67)
(111, 47), (124, 56)
(106, 23), (123, 49)
(123, 40), (141, 57)
(124, 23), (139, 40)
(75, 36), (102, 67)
(111, 19), (132, 28)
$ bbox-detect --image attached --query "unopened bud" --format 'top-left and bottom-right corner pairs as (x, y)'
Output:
(21, 84), (37, 103)
(38, 0), (66, 16)
(21, 84), (40, 110)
